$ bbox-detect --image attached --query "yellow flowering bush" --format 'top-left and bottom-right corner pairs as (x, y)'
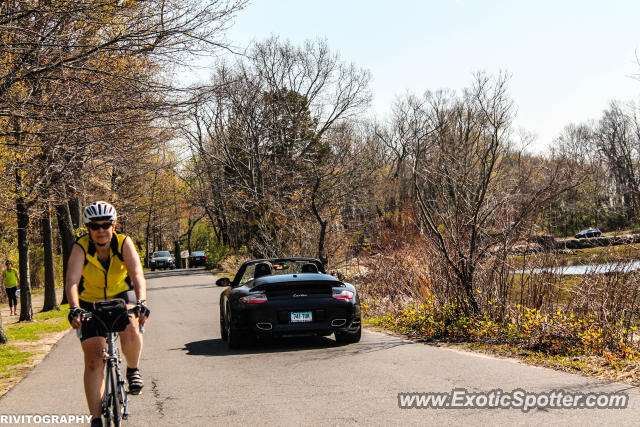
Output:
(368, 299), (640, 361)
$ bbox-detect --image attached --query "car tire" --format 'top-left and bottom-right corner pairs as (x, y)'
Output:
(335, 326), (361, 344)
(151, 267), (155, 271)
(220, 315), (228, 341)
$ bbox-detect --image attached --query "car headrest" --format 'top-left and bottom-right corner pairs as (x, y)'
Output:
(254, 262), (273, 279)
(301, 263), (318, 273)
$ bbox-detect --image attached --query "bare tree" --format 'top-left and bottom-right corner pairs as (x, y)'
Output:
(593, 102), (640, 220)
(306, 123), (379, 263)
(401, 73), (573, 313)
(182, 37), (372, 257)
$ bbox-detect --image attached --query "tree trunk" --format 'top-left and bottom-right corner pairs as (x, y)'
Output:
(0, 317), (7, 344)
(145, 170), (158, 268)
(310, 176), (328, 265)
(187, 226), (193, 254)
(17, 197), (33, 322)
(462, 275), (479, 314)
(144, 224), (151, 268)
(41, 207), (58, 311)
(174, 241), (182, 269)
(317, 220), (328, 265)
(219, 213), (230, 247)
(55, 202), (75, 305)
(68, 197), (81, 229)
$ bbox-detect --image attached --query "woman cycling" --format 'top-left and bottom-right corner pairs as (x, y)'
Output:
(66, 201), (150, 427)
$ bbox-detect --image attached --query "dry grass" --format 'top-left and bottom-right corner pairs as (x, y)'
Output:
(352, 238), (640, 375)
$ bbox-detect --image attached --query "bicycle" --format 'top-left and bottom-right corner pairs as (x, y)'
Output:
(81, 299), (141, 427)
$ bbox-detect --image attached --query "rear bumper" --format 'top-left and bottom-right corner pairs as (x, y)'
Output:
(230, 298), (361, 336)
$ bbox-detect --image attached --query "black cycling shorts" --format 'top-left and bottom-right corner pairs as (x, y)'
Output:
(78, 290), (136, 342)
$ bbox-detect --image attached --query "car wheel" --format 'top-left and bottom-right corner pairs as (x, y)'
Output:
(220, 312), (228, 341)
(335, 325), (361, 344)
(151, 267), (155, 271)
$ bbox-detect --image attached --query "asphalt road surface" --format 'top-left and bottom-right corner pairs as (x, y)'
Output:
(1, 269), (639, 426)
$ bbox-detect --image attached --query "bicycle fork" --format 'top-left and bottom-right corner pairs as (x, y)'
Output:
(104, 336), (129, 420)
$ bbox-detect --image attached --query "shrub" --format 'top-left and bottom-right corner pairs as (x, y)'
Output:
(370, 301), (639, 360)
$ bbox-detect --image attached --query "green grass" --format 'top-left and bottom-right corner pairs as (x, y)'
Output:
(6, 322), (69, 341)
(0, 346), (32, 376)
(34, 306), (69, 321)
(0, 303), (70, 393)
(5, 305), (70, 341)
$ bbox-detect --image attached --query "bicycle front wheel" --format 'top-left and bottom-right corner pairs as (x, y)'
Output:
(109, 363), (122, 427)
(102, 363), (113, 426)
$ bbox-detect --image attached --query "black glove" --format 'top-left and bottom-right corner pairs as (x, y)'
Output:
(136, 300), (150, 318)
(68, 306), (86, 325)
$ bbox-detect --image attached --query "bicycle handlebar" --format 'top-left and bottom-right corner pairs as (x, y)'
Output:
(82, 307), (139, 319)
(78, 307), (144, 334)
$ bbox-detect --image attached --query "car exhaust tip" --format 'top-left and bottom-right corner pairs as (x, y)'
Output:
(331, 318), (347, 327)
(256, 322), (273, 331)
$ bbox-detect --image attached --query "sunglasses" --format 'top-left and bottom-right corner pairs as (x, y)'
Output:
(87, 222), (113, 230)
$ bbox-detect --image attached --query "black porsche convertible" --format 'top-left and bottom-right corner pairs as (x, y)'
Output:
(217, 257), (361, 348)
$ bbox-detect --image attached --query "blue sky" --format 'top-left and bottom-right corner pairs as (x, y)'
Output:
(201, 0), (640, 152)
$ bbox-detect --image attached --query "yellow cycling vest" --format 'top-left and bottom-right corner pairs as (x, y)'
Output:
(76, 231), (132, 303)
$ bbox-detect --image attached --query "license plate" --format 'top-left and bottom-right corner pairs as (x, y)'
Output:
(290, 311), (313, 323)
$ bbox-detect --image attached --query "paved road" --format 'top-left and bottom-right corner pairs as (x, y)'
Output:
(1, 269), (639, 426)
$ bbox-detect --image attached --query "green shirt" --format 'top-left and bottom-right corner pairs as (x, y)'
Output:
(3, 267), (18, 288)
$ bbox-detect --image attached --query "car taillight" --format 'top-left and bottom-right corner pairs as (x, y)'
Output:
(332, 288), (354, 300)
(240, 293), (268, 304)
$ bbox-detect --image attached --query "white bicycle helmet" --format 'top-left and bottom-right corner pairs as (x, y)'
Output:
(83, 201), (117, 224)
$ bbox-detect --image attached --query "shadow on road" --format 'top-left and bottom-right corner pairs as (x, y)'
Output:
(179, 334), (413, 358)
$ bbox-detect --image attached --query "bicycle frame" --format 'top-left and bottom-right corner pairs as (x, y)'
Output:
(103, 330), (129, 422)
(83, 308), (135, 426)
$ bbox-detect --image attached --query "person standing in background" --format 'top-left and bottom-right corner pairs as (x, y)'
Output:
(2, 260), (19, 316)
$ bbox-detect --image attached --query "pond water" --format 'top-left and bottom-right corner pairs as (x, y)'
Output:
(514, 261), (640, 275)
